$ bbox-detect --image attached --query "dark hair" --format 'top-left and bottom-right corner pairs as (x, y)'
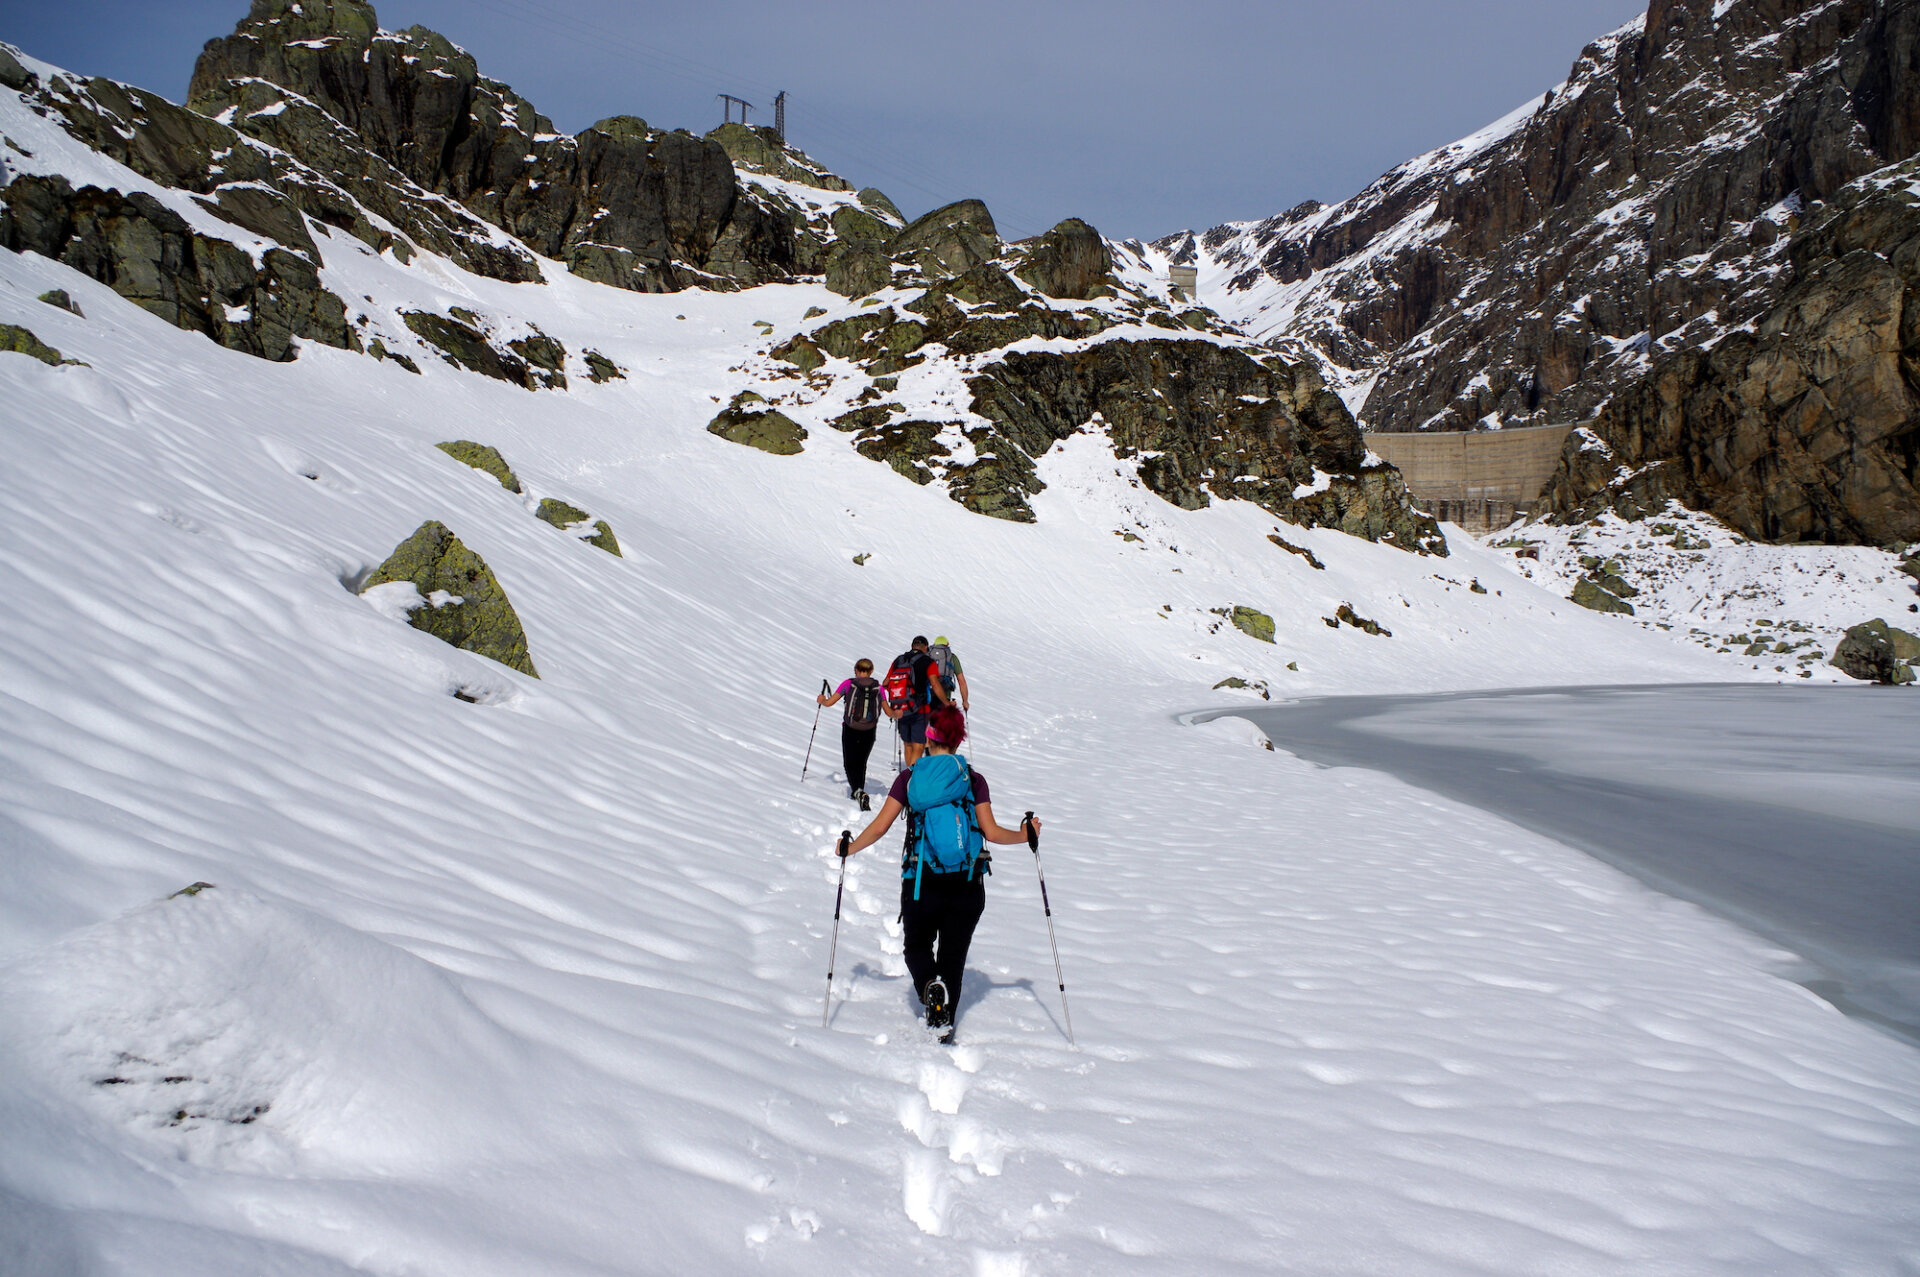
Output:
(925, 704), (967, 748)
(911, 635), (929, 648)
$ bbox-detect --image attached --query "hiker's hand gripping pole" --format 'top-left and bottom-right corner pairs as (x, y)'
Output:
(822, 830), (851, 1028)
(1024, 811), (1074, 1045)
(801, 679), (829, 781)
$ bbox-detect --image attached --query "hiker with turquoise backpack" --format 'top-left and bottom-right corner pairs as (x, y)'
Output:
(839, 703), (1039, 1039)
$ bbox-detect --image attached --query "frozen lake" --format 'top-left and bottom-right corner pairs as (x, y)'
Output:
(1228, 685), (1920, 1044)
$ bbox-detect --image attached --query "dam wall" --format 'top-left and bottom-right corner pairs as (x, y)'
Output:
(1364, 423), (1574, 533)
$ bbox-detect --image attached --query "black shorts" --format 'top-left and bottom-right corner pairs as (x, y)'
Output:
(898, 711), (927, 744)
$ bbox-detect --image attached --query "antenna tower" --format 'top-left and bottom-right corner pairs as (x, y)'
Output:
(773, 91), (787, 144)
(717, 94), (755, 126)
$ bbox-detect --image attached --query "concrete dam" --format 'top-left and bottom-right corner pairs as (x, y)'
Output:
(1363, 423), (1574, 534)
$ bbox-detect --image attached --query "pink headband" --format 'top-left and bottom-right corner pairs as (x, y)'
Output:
(925, 726), (947, 744)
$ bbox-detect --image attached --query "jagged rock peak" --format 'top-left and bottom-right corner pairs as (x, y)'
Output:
(1156, 0), (1920, 546)
(187, 0), (815, 293)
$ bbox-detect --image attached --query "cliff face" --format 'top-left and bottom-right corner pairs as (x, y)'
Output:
(1547, 160), (1920, 543)
(185, 0), (794, 292)
(1158, 0), (1920, 544)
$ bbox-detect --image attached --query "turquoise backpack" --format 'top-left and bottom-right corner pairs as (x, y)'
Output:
(902, 753), (986, 899)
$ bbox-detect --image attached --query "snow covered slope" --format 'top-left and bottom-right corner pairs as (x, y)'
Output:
(4, 38), (1920, 1277)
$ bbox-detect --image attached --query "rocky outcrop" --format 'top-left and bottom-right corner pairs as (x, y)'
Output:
(1831, 618), (1919, 682)
(1571, 577), (1637, 614)
(888, 199), (1000, 281)
(747, 206), (1443, 549)
(434, 440), (520, 492)
(37, 289), (83, 316)
(21, 54), (536, 284)
(1014, 218), (1115, 299)
(361, 520), (537, 675)
(1228, 606), (1276, 643)
(186, 0), (806, 292)
(1162, 0), (1920, 546)
(534, 499), (621, 556)
(824, 241), (894, 298)
(0, 175), (352, 361)
(403, 311), (565, 390)
(1, 323), (84, 367)
(708, 391), (807, 455)
(1544, 162), (1920, 544)
(966, 338), (1444, 549)
(1332, 603), (1392, 636)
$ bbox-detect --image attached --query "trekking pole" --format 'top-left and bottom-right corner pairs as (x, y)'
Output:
(822, 830), (851, 1028)
(1024, 811), (1074, 1045)
(800, 679), (829, 781)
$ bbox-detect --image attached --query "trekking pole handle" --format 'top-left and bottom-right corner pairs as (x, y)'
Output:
(837, 830), (852, 858)
(1023, 811), (1039, 852)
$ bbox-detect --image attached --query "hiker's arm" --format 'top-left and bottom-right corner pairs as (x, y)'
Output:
(975, 802), (1037, 845)
(956, 670), (970, 711)
(816, 690), (842, 707)
(930, 678), (952, 705)
(844, 797), (904, 855)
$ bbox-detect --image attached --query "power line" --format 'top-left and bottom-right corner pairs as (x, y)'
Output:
(444, 0), (1054, 238)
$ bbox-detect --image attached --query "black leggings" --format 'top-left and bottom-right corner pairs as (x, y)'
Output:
(900, 873), (986, 1008)
(842, 725), (876, 794)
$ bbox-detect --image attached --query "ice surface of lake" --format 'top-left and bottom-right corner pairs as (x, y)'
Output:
(1231, 685), (1920, 1043)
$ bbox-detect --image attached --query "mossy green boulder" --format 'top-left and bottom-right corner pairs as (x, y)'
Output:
(1571, 577), (1635, 615)
(708, 392), (807, 455)
(38, 289), (84, 317)
(1230, 606), (1276, 643)
(1, 323), (84, 367)
(435, 441), (521, 492)
(362, 520), (538, 676)
(535, 498), (621, 556)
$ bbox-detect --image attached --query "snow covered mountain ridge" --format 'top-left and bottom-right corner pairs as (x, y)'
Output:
(1153, 0), (1920, 547)
(0, 0), (1444, 551)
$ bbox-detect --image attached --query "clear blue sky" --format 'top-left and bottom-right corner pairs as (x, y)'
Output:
(5, 0), (1648, 241)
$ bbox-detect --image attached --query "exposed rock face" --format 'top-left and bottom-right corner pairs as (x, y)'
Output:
(1333, 603), (1392, 636)
(1571, 577), (1636, 614)
(1228, 606), (1276, 643)
(434, 441), (521, 492)
(1162, 0), (1920, 545)
(187, 0), (800, 292)
(37, 289), (83, 316)
(888, 199), (1000, 280)
(707, 392), (807, 455)
(403, 311), (565, 390)
(534, 499), (621, 556)
(1545, 162), (1920, 543)
(824, 241), (895, 298)
(1014, 218), (1115, 299)
(1, 323), (83, 367)
(361, 520), (538, 676)
(20, 55), (535, 283)
(967, 339), (1445, 549)
(1831, 618), (1918, 682)
(746, 206), (1442, 550)
(0, 175), (352, 361)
